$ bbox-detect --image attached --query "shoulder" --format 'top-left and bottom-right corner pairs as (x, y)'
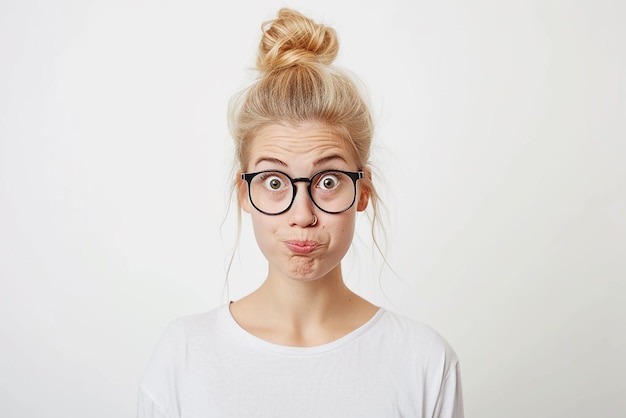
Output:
(158, 306), (226, 344)
(376, 309), (461, 373)
(138, 307), (228, 388)
(138, 306), (232, 416)
(366, 310), (465, 415)
(377, 310), (453, 346)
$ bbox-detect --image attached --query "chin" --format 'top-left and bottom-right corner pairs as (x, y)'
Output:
(285, 258), (340, 282)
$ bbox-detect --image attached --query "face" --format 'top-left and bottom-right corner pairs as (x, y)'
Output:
(239, 122), (369, 283)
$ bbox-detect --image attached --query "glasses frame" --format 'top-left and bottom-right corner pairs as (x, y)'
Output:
(241, 169), (364, 215)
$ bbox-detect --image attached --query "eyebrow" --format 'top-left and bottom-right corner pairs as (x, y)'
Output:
(313, 154), (349, 167)
(253, 157), (288, 168)
(253, 154), (349, 169)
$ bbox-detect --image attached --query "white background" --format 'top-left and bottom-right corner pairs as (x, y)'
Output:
(1, 0), (624, 417)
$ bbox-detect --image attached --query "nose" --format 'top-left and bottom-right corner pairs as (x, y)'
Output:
(289, 182), (317, 227)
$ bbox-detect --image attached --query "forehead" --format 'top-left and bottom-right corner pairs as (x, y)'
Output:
(246, 122), (357, 170)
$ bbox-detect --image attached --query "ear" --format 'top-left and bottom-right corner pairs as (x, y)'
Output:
(356, 170), (371, 212)
(237, 175), (251, 213)
(357, 188), (370, 211)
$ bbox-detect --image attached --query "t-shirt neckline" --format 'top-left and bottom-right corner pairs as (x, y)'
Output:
(223, 304), (386, 356)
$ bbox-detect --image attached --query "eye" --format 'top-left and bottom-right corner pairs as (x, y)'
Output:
(318, 173), (340, 190)
(262, 175), (287, 191)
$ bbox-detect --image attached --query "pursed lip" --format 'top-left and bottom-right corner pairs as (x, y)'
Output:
(283, 240), (320, 254)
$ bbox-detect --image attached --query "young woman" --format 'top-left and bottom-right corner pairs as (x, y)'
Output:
(138, 8), (464, 418)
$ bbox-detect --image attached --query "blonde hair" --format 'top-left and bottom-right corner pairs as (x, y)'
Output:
(229, 8), (381, 219)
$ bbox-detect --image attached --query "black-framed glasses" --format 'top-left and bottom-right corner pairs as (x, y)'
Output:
(241, 169), (363, 215)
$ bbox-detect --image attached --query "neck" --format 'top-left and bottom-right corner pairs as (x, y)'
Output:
(258, 264), (351, 323)
(230, 264), (378, 346)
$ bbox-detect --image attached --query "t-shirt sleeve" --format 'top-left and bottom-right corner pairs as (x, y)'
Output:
(432, 359), (464, 418)
(137, 320), (186, 418)
(416, 325), (464, 418)
(137, 387), (172, 418)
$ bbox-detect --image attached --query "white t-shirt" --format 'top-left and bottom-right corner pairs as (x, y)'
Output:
(138, 305), (464, 418)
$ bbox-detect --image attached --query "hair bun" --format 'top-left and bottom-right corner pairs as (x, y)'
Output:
(257, 8), (339, 73)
